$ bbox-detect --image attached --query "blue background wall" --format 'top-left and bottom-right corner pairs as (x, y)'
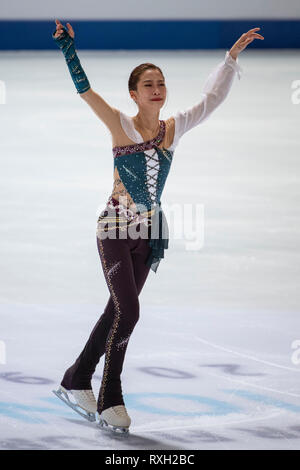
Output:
(0, 0), (300, 49)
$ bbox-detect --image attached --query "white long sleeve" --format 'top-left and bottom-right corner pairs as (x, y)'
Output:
(169, 51), (243, 150)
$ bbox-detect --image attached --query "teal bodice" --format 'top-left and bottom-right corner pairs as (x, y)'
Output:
(114, 146), (173, 212)
(109, 119), (172, 272)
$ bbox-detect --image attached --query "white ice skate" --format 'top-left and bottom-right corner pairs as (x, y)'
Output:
(52, 385), (97, 422)
(97, 405), (131, 434)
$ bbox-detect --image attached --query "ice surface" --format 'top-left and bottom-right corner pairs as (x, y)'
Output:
(0, 49), (300, 450)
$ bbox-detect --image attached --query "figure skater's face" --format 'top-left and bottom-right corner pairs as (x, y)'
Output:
(130, 69), (166, 109)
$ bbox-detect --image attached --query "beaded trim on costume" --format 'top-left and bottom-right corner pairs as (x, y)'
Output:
(112, 120), (166, 158)
(97, 196), (155, 230)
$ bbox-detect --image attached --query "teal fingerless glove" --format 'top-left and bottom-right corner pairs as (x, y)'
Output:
(52, 26), (91, 94)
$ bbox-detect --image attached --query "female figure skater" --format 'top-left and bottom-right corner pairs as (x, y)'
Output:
(52, 19), (264, 434)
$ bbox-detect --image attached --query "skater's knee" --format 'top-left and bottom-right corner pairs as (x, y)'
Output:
(124, 297), (140, 325)
(111, 296), (140, 325)
(132, 302), (140, 325)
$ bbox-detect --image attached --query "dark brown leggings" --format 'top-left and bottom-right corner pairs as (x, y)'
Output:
(61, 224), (152, 414)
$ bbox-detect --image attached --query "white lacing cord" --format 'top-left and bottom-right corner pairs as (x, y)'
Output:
(113, 405), (128, 416)
(145, 148), (159, 203)
(72, 389), (96, 402)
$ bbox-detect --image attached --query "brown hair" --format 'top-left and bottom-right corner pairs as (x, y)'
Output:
(128, 63), (164, 92)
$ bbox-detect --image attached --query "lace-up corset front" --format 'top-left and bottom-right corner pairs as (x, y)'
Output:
(145, 148), (160, 205)
(109, 113), (174, 213)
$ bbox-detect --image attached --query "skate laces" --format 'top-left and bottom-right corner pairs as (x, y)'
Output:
(86, 390), (96, 402)
(73, 389), (96, 403)
(112, 405), (128, 417)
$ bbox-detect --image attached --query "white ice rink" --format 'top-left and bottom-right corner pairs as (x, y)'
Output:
(0, 49), (300, 450)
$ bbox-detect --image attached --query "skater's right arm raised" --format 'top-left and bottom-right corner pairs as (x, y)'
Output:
(52, 19), (119, 130)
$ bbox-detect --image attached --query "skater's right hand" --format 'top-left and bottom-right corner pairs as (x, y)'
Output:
(53, 19), (75, 39)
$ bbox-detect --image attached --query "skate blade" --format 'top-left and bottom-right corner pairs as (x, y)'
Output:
(52, 387), (96, 422)
(97, 416), (130, 435)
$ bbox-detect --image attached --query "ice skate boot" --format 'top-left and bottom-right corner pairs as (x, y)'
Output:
(52, 385), (97, 422)
(97, 405), (131, 434)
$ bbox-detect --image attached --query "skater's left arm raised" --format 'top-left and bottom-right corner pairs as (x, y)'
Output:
(169, 28), (264, 146)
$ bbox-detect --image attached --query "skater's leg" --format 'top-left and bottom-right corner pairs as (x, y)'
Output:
(60, 238), (151, 391)
(96, 234), (151, 414)
(60, 296), (115, 390)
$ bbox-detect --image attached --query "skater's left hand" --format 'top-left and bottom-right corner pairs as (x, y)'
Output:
(229, 28), (264, 60)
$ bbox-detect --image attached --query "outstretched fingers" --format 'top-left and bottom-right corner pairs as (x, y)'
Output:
(54, 19), (64, 38)
(244, 28), (264, 40)
(54, 19), (75, 39)
(66, 22), (75, 38)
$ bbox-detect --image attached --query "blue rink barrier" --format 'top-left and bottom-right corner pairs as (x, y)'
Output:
(0, 19), (299, 50)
